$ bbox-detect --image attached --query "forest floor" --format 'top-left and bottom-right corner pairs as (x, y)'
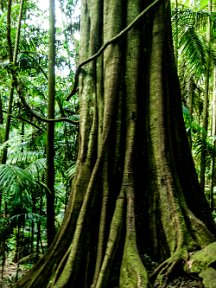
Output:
(0, 261), (205, 288)
(166, 275), (203, 287)
(143, 255), (205, 288)
(0, 261), (29, 288)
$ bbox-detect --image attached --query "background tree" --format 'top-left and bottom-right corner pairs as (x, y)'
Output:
(46, 0), (56, 246)
(14, 0), (216, 287)
(171, 0), (216, 207)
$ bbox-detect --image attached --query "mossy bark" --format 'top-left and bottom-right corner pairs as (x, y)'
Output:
(14, 0), (216, 287)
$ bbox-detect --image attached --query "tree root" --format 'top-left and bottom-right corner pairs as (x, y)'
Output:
(120, 240), (149, 288)
(150, 248), (189, 288)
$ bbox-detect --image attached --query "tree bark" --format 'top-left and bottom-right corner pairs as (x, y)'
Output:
(211, 67), (216, 210)
(14, 0), (216, 287)
(46, 0), (56, 245)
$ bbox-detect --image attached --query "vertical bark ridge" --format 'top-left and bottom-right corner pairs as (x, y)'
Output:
(148, 1), (178, 259)
(90, 1), (126, 286)
(91, 154), (109, 286)
(148, 2), (214, 272)
(94, 194), (125, 288)
(52, 129), (115, 287)
(148, 1), (186, 257)
(79, 0), (102, 164)
(120, 0), (149, 287)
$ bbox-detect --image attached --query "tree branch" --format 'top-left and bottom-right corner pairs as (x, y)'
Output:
(66, 0), (160, 101)
(2, 110), (45, 131)
(14, 77), (79, 125)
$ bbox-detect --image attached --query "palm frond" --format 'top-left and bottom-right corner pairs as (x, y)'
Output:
(193, 136), (216, 168)
(25, 157), (46, 176)
(0, 164), (34, 192)
(0, 4), (20, 24)
(0, 165), (36, 211)
(9, 150), (44, 166)
(172, 7), (210, 28)
(0, 134), (28, 154)
(179, 26), (207, 75)
(65, 163), (77, 181)
(10, 212), (45, 223)
(172, 6), (216, 76)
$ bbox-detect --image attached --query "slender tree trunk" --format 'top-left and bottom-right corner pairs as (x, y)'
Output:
(199, 0), (213, 192)
(0, 95), (3, 124)
(174, 0), (178, 67)
(14, 1), (216, 287)
(36, 193), (44, 257)
(187, 76), (194, 147)
(46, 0), (56, 246)
(210, 67), (216, 210)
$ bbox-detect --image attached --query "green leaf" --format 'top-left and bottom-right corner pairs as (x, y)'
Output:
(0, 164), (34, 191)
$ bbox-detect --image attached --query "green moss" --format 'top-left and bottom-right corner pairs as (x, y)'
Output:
(120, 240), (150, 288)
(199, 267), (216, 288)
(186, 242), (216, 274)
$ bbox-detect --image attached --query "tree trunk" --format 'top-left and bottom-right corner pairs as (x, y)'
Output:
(46, 0), (56, 245)
(199, 0), (213, 192)
(14, 0), (216, 287)
(210, 67), (216, 210)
